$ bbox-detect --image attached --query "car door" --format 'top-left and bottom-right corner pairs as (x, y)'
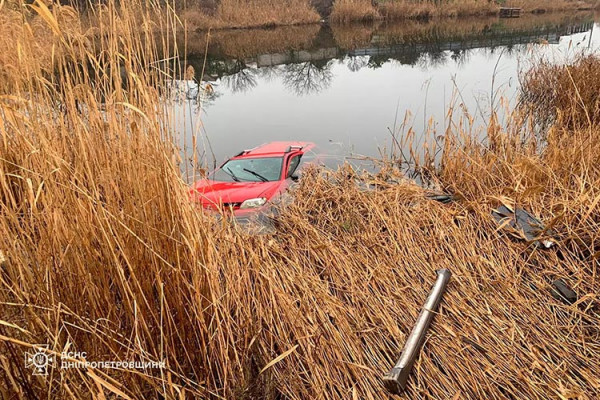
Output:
(285, 154), (302, 181)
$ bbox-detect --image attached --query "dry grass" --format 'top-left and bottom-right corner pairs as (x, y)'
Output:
(1, 1), (600, 399)
(520, 55), (600, 130)
(331, 0), (597, 23)
(218, 0), (320, 27)
(181, 0), (321, 30)
(377, 0), (437, 19)
(434, 0), (497, 17)
(330, 0), (379, 23)
(0, 4), (86, 88)
(379, 0), (497, 19)
(507, 0), (572, 13)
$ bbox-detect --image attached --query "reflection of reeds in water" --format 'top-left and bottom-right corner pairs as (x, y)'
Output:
(331, 12), (594, 49)
(183, 11), (593, 63)
(330, 21), (378, 49)
(187, 24), (322, 59)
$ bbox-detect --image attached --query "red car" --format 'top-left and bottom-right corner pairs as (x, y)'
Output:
(190, 141), (315, 216)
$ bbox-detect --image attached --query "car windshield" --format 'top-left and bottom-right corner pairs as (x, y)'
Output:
(212, 157), (284, 182)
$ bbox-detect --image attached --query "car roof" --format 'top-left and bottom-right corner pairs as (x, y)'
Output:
(233, 141), (315, 158)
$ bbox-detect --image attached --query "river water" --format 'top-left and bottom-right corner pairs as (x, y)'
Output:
(172, 12), (599, 180)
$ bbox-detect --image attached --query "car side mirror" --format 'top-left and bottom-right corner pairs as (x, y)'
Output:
(290, 174), (299, 182)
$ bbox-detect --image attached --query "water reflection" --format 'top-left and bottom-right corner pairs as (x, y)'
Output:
(183, 12), (595, 88)
(221, 67), (258, 93)
(169, 79), (219, 110)
(346, 55), (370, 72)
(171, 12), (598, 177)
(282, 61), (334, 95)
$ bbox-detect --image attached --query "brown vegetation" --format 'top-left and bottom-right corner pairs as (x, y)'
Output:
(330, 0), (597, 23)
(330, 0), (379, 23)
(520, 54), (600, 129)
(183, 24), (321, 58)
(378, 0), (496, 19)
(331, 12), (592, 48)
(176, 11), (592, 61)
(181, 0), (321, 30)
(1, 1), (600, 400)
(507, 0), (583, 13)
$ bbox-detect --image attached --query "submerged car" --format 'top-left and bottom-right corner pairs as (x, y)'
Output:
(190, 141), (315, 216)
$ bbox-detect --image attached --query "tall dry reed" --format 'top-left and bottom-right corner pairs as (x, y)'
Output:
(181, 0), (321, 30)
(520, 54), (600, 130)
(0, 1), (216, 398)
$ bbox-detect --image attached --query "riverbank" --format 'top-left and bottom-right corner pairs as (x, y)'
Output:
(178, 12), (594, 62)
(177, 0), (600, 30)
(331, 0), (599, 23)
(1, 1), (599, 399)
(180, 0), (322, 30)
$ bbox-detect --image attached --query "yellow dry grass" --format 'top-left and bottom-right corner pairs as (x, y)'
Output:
(331, 0), (597, 23)
(520, 54), (600, 129)
(507, 0), (572, 13)
(377, 0), (437, 19)
(330, 0), (379, 23)
(181, 0), (321, 30)
(0, 1), (599, 399)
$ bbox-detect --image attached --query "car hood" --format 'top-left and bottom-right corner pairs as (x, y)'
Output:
(191, 179), (282, 206)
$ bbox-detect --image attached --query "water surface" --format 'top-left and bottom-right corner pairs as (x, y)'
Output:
(172, 13), (599, 179)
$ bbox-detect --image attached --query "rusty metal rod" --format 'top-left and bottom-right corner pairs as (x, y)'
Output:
(383, 269), (452, 394)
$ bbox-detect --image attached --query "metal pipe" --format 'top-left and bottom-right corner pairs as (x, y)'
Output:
(382, 269), (452, 395)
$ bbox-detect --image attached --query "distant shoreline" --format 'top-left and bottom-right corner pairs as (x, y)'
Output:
(179, 0), (600, 31)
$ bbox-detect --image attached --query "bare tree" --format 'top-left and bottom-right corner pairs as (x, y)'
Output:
(221, 67), (258, 93)
(282, 61), (333, 96)
(346, 55), (370, 72)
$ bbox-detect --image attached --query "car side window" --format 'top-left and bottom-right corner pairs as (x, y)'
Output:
(287, 155), (301, 178)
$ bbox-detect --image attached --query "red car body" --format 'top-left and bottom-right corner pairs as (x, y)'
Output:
(190, 141), (315, 217)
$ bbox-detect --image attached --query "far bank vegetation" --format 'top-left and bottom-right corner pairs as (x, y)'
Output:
(179, 0), (599, 29)
(181, 0), (321, 29)
(331, 0), (597, 23)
